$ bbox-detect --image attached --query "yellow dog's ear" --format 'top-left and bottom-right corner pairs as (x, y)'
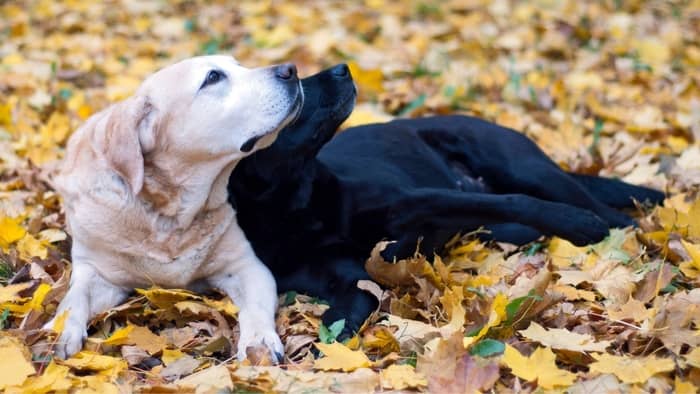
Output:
(94, 95), (156, 195)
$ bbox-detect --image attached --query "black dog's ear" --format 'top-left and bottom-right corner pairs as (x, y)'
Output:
(93, 96), (157, 194)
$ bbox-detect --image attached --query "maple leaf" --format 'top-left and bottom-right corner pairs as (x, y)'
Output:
(14, 361), (72, 393)
(685, 347), (700, 369)
(175, 364), (233, 393)
(0, 216), (26, 251)
(588, 353), (675, 384)
(380, 364), (428, 390)
(519, 322), (611, 352)
(0, 336), (35, 390)
(501, 345), (577, 389)
(313, 342), (371, 372)
(61, 351), (128, 378)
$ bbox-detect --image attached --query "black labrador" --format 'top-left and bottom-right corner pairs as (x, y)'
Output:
(229, 64), (664, 333)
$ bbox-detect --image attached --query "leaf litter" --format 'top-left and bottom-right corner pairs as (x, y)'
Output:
(1, 0), (700, 392)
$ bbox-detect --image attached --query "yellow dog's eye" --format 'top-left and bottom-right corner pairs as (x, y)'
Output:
(200, 70), (225, 89)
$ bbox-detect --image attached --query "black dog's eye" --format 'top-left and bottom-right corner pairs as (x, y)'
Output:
(200, 70), (225, 89)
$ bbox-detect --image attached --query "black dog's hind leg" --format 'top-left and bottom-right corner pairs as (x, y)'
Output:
(422, 127), (635, 229)
(384, 189), (610, 259)
(491, 159), (636, 229)
(568, 173), (665, 209)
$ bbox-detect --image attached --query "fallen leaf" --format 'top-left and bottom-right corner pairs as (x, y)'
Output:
(13, 361), (72, 393)
(380, 364), (428, 390)
(588, 353), (675, 384)
(519, 322), (611, 352)
(501, 345), (577, 389)
(61, 351), (128, 377)
(313, 342), (371, 372)
(175, 364), (233, 393)
(0, 336), (35, 389)
(0, 216), (26, 250)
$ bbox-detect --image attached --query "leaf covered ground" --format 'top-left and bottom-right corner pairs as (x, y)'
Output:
(1, 0), (700, 392)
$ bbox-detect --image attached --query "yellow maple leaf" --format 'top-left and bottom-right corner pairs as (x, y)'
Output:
(684, 346), (700, 369)
(348, 61), (384, 94)
(39, 111), (71, 146)
(125, 326), (166, 355)
(73, 375), (119, 394)
(362, 326), (400, 354)
(0, 216), (26, 251)
(102, 325), (134, 346)
(175, 364), (233, 392)
(680, 239), (700, 279)
(0, 102), (11, 126)
(656, 198), (700, 239)
(26, 283), (51, 312)
(0, 282), (31, 303)
(136, 287), (201, 309)
(16, 233), (48, 260)
(438, 286), (465, 336)
(313, 342), (371, 372)
(548, 237), (593, 268)
(102, 324), (165, 354)
(380, 364), (428, 390)
(501, 345), (577, 389)
(203, 297), (239, 317)
(61, 351), (127, 378)
(589, 353), (674, 384)
(15, 361), (72, 393)
(0, 336), (36, 390)
(519, 322), (611, 352)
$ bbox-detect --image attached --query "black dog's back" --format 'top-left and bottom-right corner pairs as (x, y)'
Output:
(320, 115), (663, 251)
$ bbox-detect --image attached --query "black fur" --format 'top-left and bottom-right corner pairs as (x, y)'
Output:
(228, 64), (664, 334)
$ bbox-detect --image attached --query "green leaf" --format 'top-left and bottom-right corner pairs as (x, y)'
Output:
(329, 319), (345, 338)
(469, 339), (505, 357)
(184, 19), (196, 33)
(282, 290), (297, 306)
(400, 351), (418, 367)
(399, 94), (426, 115)
(525, 242), (542, 256)
(319, 319), (345, 344)
(0, 308), (10, 330)
(505, 290), (542, 323)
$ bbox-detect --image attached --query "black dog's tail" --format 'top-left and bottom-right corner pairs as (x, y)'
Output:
(568, 173), (665, 209)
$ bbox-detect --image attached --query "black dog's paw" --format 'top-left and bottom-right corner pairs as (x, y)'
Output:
(558, 208), (610, 246)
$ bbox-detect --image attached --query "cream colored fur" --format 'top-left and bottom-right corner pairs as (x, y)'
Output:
(43, 55), (302, 363)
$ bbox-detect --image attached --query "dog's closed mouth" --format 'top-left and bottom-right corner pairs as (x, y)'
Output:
(241, 135), (263, 153)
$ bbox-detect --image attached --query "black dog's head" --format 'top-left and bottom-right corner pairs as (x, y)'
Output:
(271, 63), (356, 159)
(229, 64), (356, 198)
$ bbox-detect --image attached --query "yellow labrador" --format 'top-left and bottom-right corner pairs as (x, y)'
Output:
(43, 55), (303, 363)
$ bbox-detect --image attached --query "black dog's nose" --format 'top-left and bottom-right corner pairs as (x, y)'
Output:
(275, 63), (297, 80)
(331, 64), (349, 77)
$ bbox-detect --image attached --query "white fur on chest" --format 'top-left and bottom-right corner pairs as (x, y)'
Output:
(67, 193), (240, 289)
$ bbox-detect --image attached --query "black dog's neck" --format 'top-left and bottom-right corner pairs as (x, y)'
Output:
(228, 151), (325, 212)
